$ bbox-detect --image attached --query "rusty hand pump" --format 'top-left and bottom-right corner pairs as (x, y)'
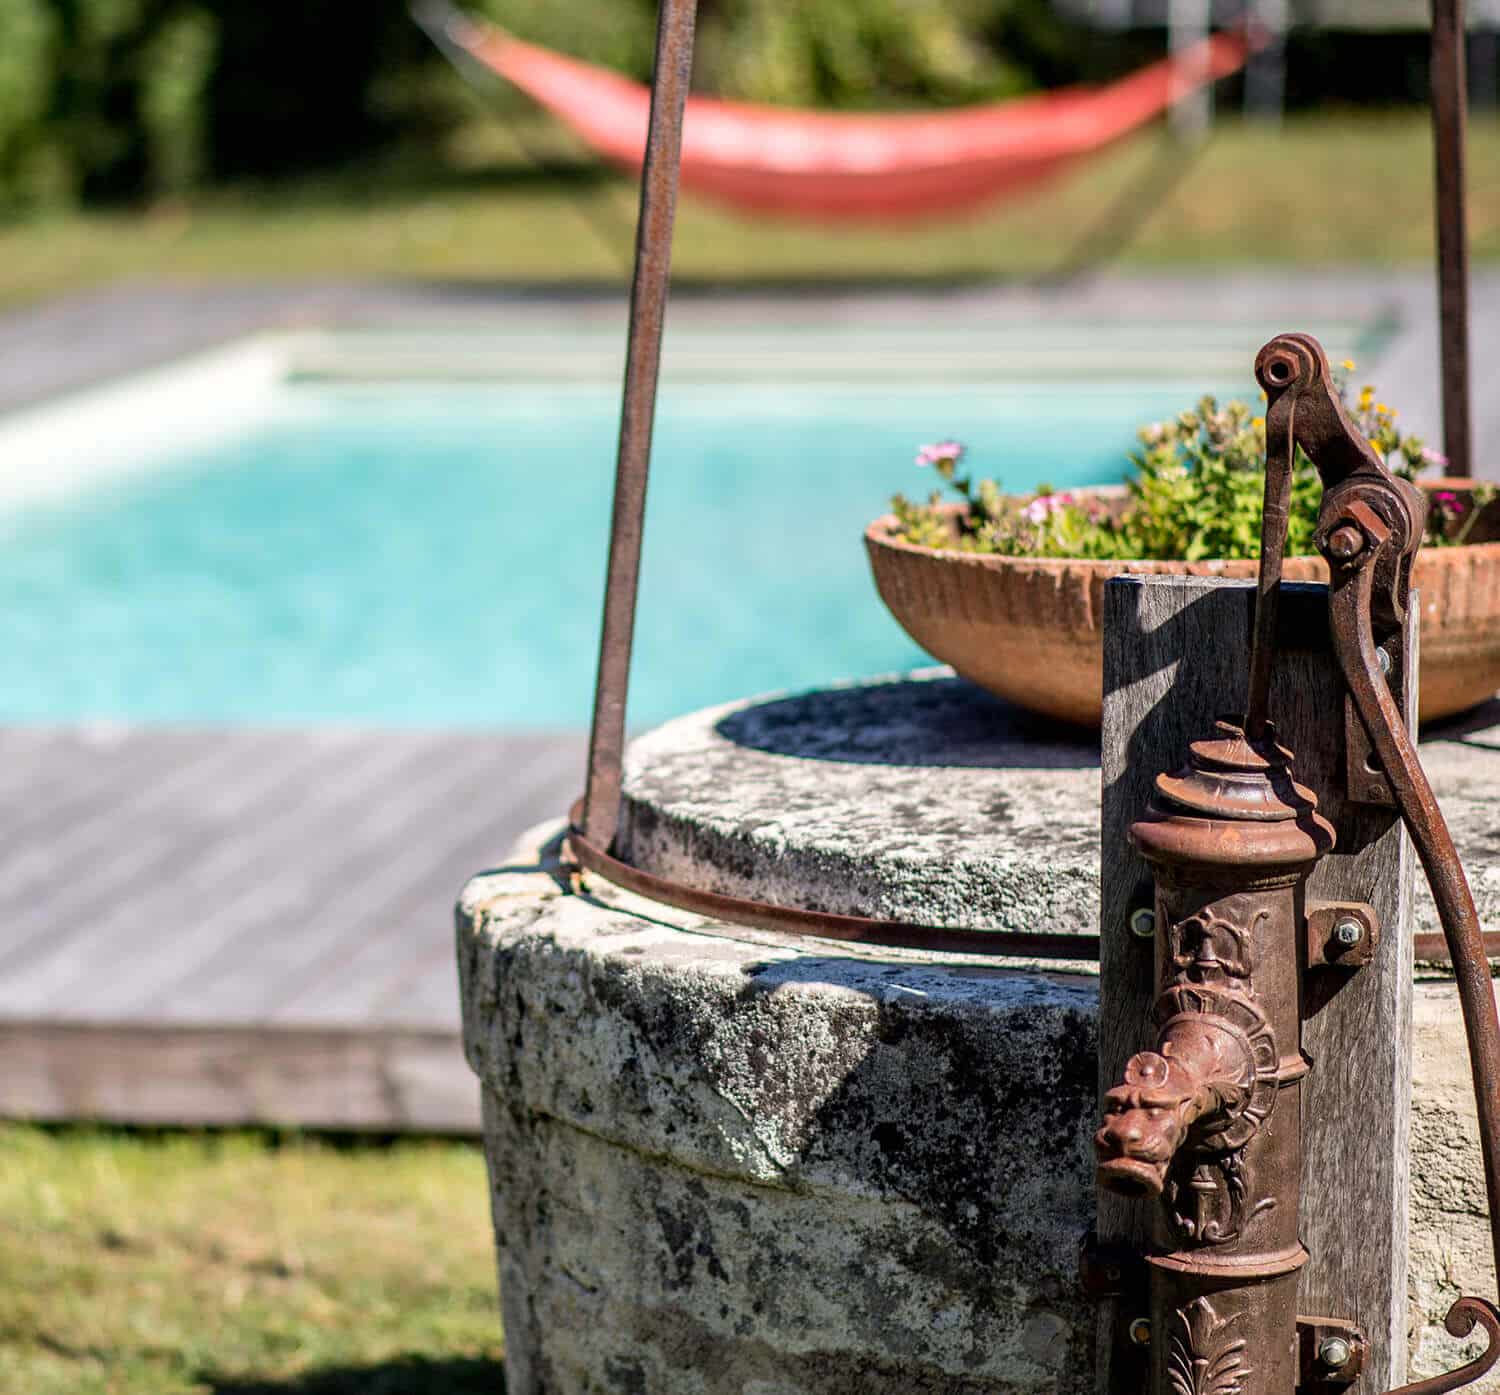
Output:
(1096, 332), (1500, 1395)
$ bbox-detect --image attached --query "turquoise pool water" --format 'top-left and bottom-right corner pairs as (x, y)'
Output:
(0, 378), (1242, 726)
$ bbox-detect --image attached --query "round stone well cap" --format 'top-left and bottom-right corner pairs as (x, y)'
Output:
(613, 669), (1102, 940)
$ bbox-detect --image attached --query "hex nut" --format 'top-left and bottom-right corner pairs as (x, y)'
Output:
(1318, 1336), (1353, 1370)
(1327, 525), (1366, 561)
(1333, 919), (1365, 949)
(1129, 908), (1157, 940)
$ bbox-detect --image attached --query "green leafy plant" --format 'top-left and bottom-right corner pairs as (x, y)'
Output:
(891, 373), (1494, 562)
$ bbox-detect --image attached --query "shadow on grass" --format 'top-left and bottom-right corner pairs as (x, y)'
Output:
(208, 1356), (504, 1395)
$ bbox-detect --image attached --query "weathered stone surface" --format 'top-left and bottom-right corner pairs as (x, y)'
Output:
(616, 672), (1100, 934)
(461, 678), (1500, 1395)
(616, 673), (1500, 943)
(1411, 977), (1500, 1391)
(460, 831), (1099, 1395)
(1408, 725), (1500, 945)
(461, 829), (1500, 1395)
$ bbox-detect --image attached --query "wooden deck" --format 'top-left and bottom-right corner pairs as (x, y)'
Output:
(0, 725), (583, 1133)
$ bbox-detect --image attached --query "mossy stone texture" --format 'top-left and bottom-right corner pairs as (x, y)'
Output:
(458, 676), (1500, 1394)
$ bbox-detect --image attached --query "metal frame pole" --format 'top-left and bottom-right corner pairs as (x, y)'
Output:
(581, 0), (700, 850)
(1433, 0), (1474, 477)
(1243, 0), (1288, 125)
(1167, 0), (1213, 138)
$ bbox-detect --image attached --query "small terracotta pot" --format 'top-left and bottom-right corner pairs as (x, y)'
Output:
(865, 483), (1500, 727)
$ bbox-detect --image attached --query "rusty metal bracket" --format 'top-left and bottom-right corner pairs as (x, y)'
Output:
(1298, 1316), (1368, 1395)
(1305, 901), (1380, 971)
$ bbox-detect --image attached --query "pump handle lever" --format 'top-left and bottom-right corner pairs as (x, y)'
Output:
(1251, 333), (1500, 1395)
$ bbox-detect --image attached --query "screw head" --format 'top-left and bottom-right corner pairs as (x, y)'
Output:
(1129, 1318), (1152, 1347)
(1318, 1336), (1353, 1370)
(1129, 907), (1157, 940)
(1333, 918), (1365, 949)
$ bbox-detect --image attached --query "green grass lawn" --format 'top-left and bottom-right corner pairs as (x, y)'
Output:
(0, 1126), (504, 1395)
(0, 111), (1496, 309)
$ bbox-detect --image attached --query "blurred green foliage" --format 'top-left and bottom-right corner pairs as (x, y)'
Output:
(0, 0), (1078, 211)
(0, 1), (1456, 212)
(0, 0), (220, 208)
(696, 0), (1044, 107)
(470, 0), (1078, 107)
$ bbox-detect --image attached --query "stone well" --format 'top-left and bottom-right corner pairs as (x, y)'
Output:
(457, 673), (1500, 1395)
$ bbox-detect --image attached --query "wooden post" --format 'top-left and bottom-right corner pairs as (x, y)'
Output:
(1098, 575), (1415, 1394)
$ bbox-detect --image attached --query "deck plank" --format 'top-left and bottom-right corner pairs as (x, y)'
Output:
(0, 724), (583, 1131)
(0, 728), (382, 1009)
(74, 728), (466, 1021)
(0, 727), (302, 977)
(159, 735), (578, 1025)
(268, 739), (581, 1026)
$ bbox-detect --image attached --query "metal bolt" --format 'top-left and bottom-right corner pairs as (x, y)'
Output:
(1333, 918), (1365, 949)
(1318, 1336), (1353, 1370)
(1129, 1318), (1152, 1347)
(1327, 525), (1366, 561)
(1129, 907), (1157, 940)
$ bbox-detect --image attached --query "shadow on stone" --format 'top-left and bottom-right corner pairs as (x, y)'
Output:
(1424, 694), (1500, 747)
(714, 676), (1099, 770)
(206, 1356), (504, 1395)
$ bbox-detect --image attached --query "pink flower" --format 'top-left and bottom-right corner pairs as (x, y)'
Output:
(1435, 490), (1468, 515)
(1422, 446), (1450, 469)
(915, 440), (965, 469)
(1022, 492), (1070, 525)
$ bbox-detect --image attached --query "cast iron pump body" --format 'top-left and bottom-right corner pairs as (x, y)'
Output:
(1096, 333), (1500, 1395)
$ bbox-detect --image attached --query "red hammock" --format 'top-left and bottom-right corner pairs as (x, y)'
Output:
(428, 6), (1252, 223)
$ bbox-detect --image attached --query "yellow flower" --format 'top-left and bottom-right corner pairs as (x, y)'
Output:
(1341, 359), (1356, 371)
(1252, 416), (1265, 429)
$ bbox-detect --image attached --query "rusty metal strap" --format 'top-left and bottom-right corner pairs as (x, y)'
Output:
(563, 801), (1498, 966)
(564, 800), (1102, 961)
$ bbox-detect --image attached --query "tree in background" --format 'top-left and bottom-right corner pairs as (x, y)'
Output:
(695, 0), (1076, 107)
(0, 0), (215, 208)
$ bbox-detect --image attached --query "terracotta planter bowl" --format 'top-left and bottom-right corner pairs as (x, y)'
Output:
(865, 485), (1500, 727)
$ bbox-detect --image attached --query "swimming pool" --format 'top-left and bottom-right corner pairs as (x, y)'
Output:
(0, 327), (1357, 727)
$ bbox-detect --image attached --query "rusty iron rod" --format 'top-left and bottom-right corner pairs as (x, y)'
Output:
(582, 0), (700, 850)
(1328, 564), (1500, 1395)
(1245, 387), (1296, 740)
(1433, 0), (1473, 477)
